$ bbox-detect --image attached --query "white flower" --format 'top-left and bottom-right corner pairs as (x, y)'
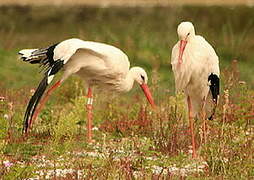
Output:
(133, 171), (142, 178)
(223, 158), (229, 163)
(92, 127), (99, 131)
(168, 166), (179, 172)
(77, 170), (83, 178)
(152, 165), (163, 174)
(197, 164), (206, 169)
(0, 96), (5, 101)
(145, 157), (154, 160)
(30, 88), (36, 94)
(4, 114), (9, 119)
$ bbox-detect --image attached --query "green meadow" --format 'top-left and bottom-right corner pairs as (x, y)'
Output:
(0, 5), (253, 179)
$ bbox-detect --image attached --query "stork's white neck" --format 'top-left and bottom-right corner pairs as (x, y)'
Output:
(119, 68), (136, 92)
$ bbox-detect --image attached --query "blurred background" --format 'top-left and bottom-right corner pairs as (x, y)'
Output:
(0, 0), (253, 91)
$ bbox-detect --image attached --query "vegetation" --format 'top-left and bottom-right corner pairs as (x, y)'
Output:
(0, 5), (253, 179)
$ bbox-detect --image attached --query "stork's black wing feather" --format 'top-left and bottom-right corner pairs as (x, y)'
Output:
(23, 59), (64, 133)
(208, 73), (220, 103)
(23, 76), (48, 133)
(208, 73), (220, 120)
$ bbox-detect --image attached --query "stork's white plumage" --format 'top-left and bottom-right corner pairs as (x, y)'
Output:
(171, 22), (220, 158)
(19, 38), (155, 142)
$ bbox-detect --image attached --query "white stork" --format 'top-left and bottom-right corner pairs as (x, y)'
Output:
(171, 22), (220, 158)
(19, 38), (156, 142)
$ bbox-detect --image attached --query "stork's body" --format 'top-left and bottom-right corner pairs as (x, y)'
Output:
(59, 40), (132, 91)
(171, 22), (220, 158)
(19, 38), (155, 142)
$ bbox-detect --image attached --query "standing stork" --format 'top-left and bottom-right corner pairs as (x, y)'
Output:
(19, 38), (156, 142)
(171, 22), (220, 158)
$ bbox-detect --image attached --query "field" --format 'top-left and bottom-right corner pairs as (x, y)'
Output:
(0, 5), (254, 179)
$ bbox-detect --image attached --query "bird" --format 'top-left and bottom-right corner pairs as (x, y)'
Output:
(19, 38), (156, 142)
(171, 22), (220, 158)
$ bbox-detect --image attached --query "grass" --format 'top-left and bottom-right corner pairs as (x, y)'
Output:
(1, 6), (254, 89)
(0, 5), (253, 179)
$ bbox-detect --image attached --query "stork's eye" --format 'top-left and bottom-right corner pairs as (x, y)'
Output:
(141, 75), (145, 81)
(187, 32), (190, 36)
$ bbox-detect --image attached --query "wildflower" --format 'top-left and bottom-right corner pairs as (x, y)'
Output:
(223, 158), (229, 163)
(3, 160), (13, 168)
(0, 96), (5, 101)
(92, 127), (99, 131)
(77, 170), (84, 178)
(8, 102), (13, 111)
(151, 165), (164, 174)
(3, 114), (9, 119)
(133, 171), (142, 178)
(145, 157), (154, 160)
(45, 174), (50, 179)
(30, 88), (36, 94)
(188, 149), (193, 154)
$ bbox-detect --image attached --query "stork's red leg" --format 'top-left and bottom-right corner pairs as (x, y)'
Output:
(29, 80), (61, 130)
(187, 96), (197, 158)
(86, 87), (93, 143)
(201, 97), (207, 144)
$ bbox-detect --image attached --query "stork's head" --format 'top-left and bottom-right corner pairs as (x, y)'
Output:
(131, 67), (148, 85)
(131, 67), (155, 108)
(177, 21), (195, 40)
(177, 21), (195, 64)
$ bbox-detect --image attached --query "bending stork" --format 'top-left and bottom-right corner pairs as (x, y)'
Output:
(19, 38), (156, 142)
(171, 22), (220, 158)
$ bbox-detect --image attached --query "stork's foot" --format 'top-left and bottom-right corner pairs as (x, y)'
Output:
(188, 145), (198, 159)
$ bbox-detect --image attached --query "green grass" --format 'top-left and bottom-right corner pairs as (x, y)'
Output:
(1, 6), (254, 89)
(0, 5), (253, 179)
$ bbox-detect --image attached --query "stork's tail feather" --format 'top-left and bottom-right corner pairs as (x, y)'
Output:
(23, 76), (48, 133)
(19, 43), (58, 72)
(19, 49), (43, 63)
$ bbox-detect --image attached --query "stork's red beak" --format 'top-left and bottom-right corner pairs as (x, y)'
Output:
(178, 40), (187, 64)
(140, 83), (156, 109)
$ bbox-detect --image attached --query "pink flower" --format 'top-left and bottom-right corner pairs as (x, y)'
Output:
(3, 160), (13, 168)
